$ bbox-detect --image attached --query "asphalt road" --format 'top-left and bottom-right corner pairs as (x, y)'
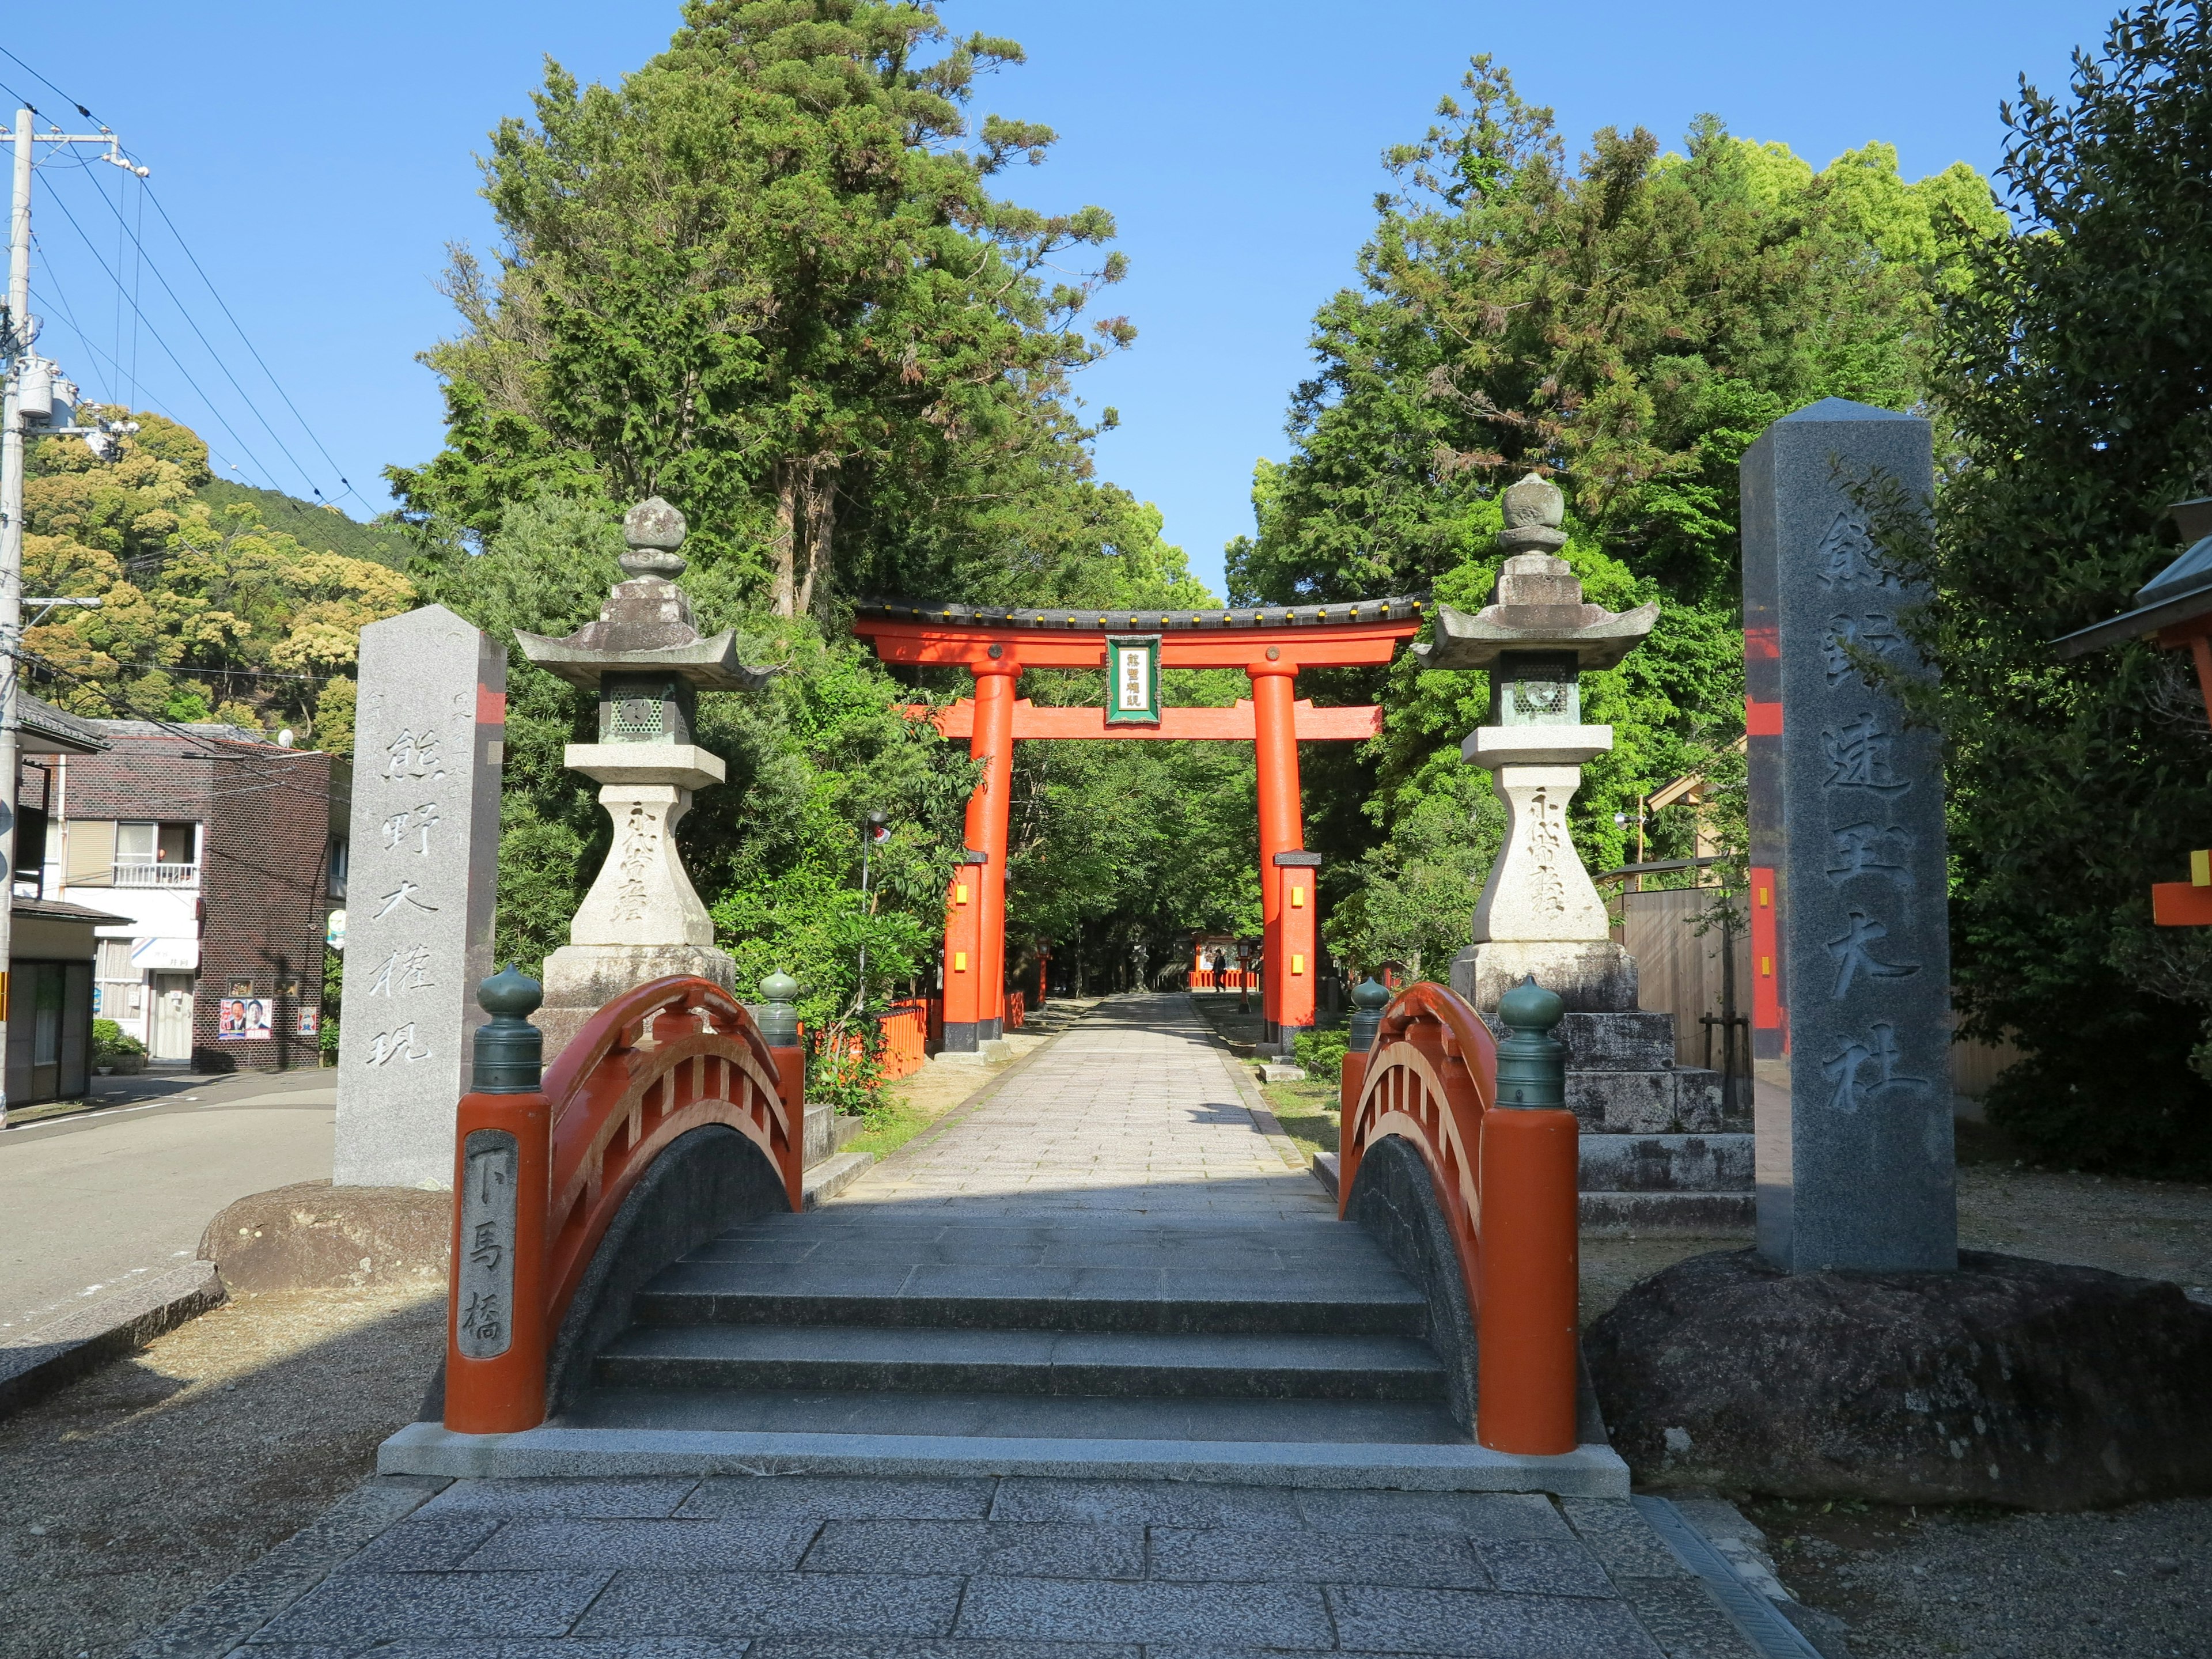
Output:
(0, 1067), (335, 1341)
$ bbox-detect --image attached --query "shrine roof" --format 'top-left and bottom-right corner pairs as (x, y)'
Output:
(854, 596), (1426, 632)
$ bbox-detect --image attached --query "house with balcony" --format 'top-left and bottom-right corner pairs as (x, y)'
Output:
(43, 720), (344, 1072)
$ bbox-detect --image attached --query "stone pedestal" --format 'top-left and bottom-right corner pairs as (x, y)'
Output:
(537, 742), (736, 1058)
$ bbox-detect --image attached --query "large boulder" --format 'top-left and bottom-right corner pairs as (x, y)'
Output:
(1585, 1248), (2212, 1510)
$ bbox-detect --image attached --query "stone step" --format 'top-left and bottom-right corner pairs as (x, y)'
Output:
(1578, 1132), (1754, 1193)
(594, 1323), (1450, 1402)
(556, 1384), (1470, 1446)
(1579, 1191), (1757, 1236)
(800, 1150), (873, 1209)
(631, 1258), (1429, 1336)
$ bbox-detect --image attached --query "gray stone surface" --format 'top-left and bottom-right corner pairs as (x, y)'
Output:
(1325, 1585), (1665, 1657)
(1147, 1525), (1490, 1587)
(573, 1570), (964, 1637)
(334, 605), (506, 1189)
(1740, 399), (1955, 1272)
(137, 1471), (1733, 1657)
(802, 1520), (1146, 1579)
(953, 1578), (1335, 1646)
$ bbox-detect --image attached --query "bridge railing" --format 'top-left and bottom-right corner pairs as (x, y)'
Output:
(441, 973), (805, 1434)
(1338, 977), (1581, 1455)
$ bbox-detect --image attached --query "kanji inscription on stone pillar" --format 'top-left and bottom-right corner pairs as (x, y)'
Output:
(334, 605), (506, 1188)
(1740, 397), (1955, 1273)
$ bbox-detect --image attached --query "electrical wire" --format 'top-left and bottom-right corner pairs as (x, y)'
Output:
(4, 48), (362, 510)
(36, 183), (284, 489)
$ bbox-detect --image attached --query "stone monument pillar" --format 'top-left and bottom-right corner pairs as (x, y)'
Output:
(334, 605), (506, 1188)
(1421, 476), (1749, 1232)
(1740, 399), (1955, 1273)
(516, 498), (778, 1056)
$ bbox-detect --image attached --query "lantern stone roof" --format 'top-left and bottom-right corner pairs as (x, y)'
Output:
(515, 497), (779, 691)
(853, 595), (1425, 631)
(1415, 472), (1658, 672)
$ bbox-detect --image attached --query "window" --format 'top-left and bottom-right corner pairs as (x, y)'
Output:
(327, 836), (349, 899)
(33, 964), (63, 1066)
(116, 822), (198, 865)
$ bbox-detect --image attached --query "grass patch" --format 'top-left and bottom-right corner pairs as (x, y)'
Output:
(1262, 1075), (1340, 1166)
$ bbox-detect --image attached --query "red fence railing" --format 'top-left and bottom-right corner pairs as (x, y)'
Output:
(878, 998), (929, 1080)
(1190, 968), (1261, 991)
(442, 975), (804, 1435)
(1338, 979), (1580, 1455)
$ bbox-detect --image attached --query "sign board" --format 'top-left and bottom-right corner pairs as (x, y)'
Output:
(130, 936), (199, 972)
(1105, 634), (1161, 725)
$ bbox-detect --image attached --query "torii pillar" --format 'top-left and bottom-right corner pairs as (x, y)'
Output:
(944, 662), (1017, 1051)
(1251, 657), (1318, 1050)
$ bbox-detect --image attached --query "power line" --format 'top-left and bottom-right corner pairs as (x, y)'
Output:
(36, 183), (286, 490)
(3, 50), (365, 510)
(142, 187), (364, 509)
(67, 168), (327, 499)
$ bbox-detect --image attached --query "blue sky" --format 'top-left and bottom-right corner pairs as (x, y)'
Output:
(6, 2), (2122, 597)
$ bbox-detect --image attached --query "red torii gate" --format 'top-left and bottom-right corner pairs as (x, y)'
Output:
(853, 597), (1425, 1054)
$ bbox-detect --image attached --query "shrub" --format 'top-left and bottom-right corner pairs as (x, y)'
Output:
(93, 1018), (147, 1069)
(1294, 1027), (1350, 1081)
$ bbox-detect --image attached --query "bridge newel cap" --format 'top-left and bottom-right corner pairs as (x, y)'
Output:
(1351, 977), (1392, 1013)
(756, 970), (801, 1047)
(473, 963), (546, 1094)
(478, 961), (544, 1018)
(1497, 974), (1564, 1035)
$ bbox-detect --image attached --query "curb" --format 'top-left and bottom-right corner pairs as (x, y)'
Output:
(0, 1260), (224, 1421)
(123, 1475), (449, 1658)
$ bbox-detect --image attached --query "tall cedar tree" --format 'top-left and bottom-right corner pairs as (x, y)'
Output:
(1233, 60), (1999, 975)
(1896, 0), (2212, 1174)
(387, 0), (1132, 617)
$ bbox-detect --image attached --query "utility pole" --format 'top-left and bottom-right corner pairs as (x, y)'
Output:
(0, 110), (146, 1127)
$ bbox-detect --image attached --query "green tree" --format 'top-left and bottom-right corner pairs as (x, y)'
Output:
(1234, 59), (2000, 976)
(1884, 0), (2212, 1174)
(389, 0), (1132, 619)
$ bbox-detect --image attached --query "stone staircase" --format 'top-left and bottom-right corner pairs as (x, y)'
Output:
(1494, 1011), (1755, 1234)
(556, 1214), (1470, 1445)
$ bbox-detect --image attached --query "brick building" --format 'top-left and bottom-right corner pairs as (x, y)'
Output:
(46, 722), (346, 1073)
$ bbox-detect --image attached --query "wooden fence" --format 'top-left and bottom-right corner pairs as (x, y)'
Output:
(1618, 885), (2021, 1099)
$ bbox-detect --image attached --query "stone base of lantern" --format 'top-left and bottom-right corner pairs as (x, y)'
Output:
(1452, 939), (1638, 1014)
(536, 942), (738, 1062)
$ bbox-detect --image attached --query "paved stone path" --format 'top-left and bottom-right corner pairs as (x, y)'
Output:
(188, 1472), (1764, 1657)
(147, 997), (1762, 1657)
(842, 993), (1319, 1220)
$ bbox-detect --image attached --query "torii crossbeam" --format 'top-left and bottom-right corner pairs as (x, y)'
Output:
(853, 597), (1426, 1054)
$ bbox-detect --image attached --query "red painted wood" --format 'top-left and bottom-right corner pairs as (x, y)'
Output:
(916, 698), (1384, 741)
(2153, 880), (2212, 926)
(854, 615), (1418, 671)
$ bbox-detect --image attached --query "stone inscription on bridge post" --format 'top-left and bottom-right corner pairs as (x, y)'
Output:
(333, 605), (506, 1189)
(1740, 398), (1955, 1272)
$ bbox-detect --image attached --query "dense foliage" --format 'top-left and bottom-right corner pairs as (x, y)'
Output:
(20, 410), (413, 747)
(1231, 60), (2001, 976)
(1888, 0), (2212, 1173)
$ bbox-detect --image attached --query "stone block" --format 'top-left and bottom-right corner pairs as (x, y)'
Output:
(460, 1517), (817, 1571)
(574, 1570), (963, 1638)
(422, 1478), (700, 1519)
(801, 1520), (1146, 1580)
(334, 605), (505, 1190)
(1608, 1579), (1753, 1659)
(1579, 1135), (1755, 1194)
(677, 1475), (997, 1521)
(1741, 400), (1955, 1272)
(255, 1571), (611, 1643)
(1578, 1193), (1758, 1236)
(1147, 1525), (1490, 1588)
(1291, 1489), (1573, 1540)
(1324, 1586), (1665, 1659)
(988, 1478), (1302, 1529)
(953, 1578), (1335, 1647)
(1453, 940), (1636, 1013)
(1553, 1012), (1677, 1072)
(1559, 1498), (1693, 1580)
(1566, 1070), (1677, 1134)
(1472, 1539), (1615, 1598)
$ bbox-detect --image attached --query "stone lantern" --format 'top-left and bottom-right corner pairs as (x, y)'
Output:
(516, 498), (777, 1048)
(1416, 472), (1657, 1013)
